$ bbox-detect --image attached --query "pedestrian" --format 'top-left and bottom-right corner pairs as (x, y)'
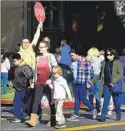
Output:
(67, 49), (96, 121)
(59, 39), (71, 66)
(86, 47), (104, 118)
(25, 40), (58, 127)
(18, 22), (42, 71)
(119, 48), (125, 109)
(54, 47), (61, 63)
(1, 52), (10, 94)
(46, 66), (72, 129)
(97, 48), (123, 122)
(9, 53), (34, 123)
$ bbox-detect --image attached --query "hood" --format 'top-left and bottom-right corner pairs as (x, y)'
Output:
(119, 56), (125, 62)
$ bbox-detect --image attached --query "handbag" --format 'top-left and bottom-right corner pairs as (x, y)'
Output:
(108, 63), (122, 94)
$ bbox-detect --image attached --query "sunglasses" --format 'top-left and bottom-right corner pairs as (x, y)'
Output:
(107, 53), (113, 56)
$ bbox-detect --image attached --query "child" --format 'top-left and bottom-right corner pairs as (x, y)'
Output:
(10, 53), (34, 123)
(1, 52), (10, 94)
(46, 66), (72, 129)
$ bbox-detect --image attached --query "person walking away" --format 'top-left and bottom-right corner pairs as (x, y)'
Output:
(59, 39), (71, 66)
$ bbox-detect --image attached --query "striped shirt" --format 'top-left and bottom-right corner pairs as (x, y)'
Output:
(12, 65), (33, 92)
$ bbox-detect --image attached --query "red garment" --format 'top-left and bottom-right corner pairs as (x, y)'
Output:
(36, 56), (50, 84)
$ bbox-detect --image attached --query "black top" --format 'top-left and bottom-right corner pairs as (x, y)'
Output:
(12, 65), (33, 92)
(104, 61), (113, 86)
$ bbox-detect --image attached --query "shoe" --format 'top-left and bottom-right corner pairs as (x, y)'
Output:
(25, 113), (39, 127)
(55, 124), (66, 129)
(121, 105), (125, 110)
(107, 111), (113, 116)
(10, 117), (21, 123)
(97, 112), (101, 116)
(97, 116), (106, 122)
(92, 109), (97, 119)
(116, 115), (121, 121)
(67, 115), (79, 121)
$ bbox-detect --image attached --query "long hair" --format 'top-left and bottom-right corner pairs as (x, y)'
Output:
(106, 48), (119, 61)
(86, 47), (100, 61)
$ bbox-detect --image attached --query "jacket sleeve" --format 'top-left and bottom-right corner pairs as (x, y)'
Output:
(62, 79), (72, 99)
(23, 66), (33, 81)
(49, 54), (58, 67)
(112, 60), (123, 85)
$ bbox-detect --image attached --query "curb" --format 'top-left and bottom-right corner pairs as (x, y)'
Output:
(1, 99), (85, 108)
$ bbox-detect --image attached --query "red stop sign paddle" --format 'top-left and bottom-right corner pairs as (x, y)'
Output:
(34, 2), (46, 23)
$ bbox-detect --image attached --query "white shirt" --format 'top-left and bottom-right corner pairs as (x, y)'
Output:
(51, 76), (72, 100)
(1, 58), (10, 73)
(91, 55), (104, 75)
(70, 61), (78, 83)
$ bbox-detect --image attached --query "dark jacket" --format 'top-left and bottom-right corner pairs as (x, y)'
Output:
(99, 59), (123, 97)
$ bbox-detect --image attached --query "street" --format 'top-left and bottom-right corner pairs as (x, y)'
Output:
(1, 106), (125, 131)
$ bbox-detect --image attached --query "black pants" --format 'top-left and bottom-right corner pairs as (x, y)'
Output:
(22, 88), (41, 118)
(32, 84), (56, 127)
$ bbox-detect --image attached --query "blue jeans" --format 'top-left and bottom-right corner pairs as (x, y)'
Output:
(120, 93), (125, 105)
(73, 83), (95, 116)
(101, 85), (121, 117)
(1, 73), (8, 94)
(12, 91), (25, 118)
(89, 80), (101, 113)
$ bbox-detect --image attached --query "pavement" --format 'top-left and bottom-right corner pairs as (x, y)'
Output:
(1, 106), (125, 131)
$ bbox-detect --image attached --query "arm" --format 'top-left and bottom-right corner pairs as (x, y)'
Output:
(112, 60), (123, 85)
(49, 54), (58, 67)
(62, 79), (72, 100)
(31, 22), (43, 47)
(6, 58), (10, 70)
(23, 66), (33, 83)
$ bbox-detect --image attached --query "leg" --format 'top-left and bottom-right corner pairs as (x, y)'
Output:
(79, 83), (94, 111)
(55, 100), (65, 125)
(25, 84), (44, 127)
(73, 84), (80, 116)
(112, 93), (121, 120)
(12, 91), (25, 118)
(101, 86), (111, 116)
(2, 73), (8, 94)
(89, 84), (94, 105)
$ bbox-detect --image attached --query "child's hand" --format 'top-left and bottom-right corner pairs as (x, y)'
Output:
(46, 79), (52, 85)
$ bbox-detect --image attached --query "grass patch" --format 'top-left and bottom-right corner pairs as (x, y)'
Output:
(1, 87), (15, 100)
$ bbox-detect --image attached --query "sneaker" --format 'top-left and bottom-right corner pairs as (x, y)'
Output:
(97, 116), (106, 122)
(97, 112), (101, 116)
(92, 109), (97, 119)
(115, 115), (121, 121)
(107, 111), (113, 116)
(121, 105), (125, 110)
(10, 117), (21, 123)
(55, 124), (66, 129)
(67, 115), (79, 121)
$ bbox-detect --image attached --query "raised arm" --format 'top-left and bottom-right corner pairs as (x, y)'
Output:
(31, 22), (43, 47)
